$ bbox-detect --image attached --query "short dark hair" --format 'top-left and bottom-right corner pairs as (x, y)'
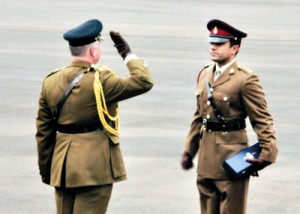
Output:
(229, 39), (241, 47)
(229, 39), (241, 55)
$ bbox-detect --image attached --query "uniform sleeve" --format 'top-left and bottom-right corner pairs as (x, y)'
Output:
(35, 83), (57, 184)
(241, 73), (278, 163)
(183, 104), (203, 158)
(183, 71), (207, 158)
(102, 59), (154, 104)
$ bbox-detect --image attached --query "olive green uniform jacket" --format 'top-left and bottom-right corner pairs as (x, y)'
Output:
(36, 59), (154, 187)
(184, 61), (278, 179)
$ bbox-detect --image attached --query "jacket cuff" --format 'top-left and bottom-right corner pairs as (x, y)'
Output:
(124, 53), (138, 64)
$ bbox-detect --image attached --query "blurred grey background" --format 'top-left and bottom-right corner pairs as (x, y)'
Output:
(0, 0), (299, 213)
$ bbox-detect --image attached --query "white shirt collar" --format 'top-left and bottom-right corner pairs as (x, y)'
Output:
(215, 58), (237, 73)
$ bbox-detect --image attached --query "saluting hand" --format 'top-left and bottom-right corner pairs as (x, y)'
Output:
(110, 31), (132, 59)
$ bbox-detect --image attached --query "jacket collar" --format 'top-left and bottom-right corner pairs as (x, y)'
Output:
(68, 61), (91, 68)
(211, 61), (237, 87)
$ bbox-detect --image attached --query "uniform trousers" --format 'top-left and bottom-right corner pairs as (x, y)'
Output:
(55, 184), (113, 214)
(197, 175), (249, 214)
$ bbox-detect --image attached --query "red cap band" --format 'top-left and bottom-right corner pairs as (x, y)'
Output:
(210, 27), (233, 38)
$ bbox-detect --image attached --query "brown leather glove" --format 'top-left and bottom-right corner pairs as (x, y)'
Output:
(246, 158), (271, 171)
(40, 169), (51, 185)
(109, 31), (132, 59)
(42, 176), (50, 185)
(181, 152), (193, 170)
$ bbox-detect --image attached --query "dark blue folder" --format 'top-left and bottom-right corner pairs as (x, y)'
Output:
(223, 143), (261, 178)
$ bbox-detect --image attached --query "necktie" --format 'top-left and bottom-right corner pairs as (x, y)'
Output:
(214, 69), (221, 81)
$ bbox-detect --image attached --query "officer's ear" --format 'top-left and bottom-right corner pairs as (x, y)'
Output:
(89, 46), (97, 57)
(231, 45), (240, 56)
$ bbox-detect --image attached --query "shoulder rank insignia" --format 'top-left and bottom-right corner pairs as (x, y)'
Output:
(238, 65), (253, 73)
(197, 63), (213, 83)
(46, 66), (66, 77)
(93, 65), (113, 73)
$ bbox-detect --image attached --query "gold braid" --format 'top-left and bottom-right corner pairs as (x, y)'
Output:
(93, 68), (120, 136)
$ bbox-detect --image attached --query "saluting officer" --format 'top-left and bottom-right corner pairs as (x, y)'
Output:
(36, 19), (154, 213)
(181, 19), (278, 214)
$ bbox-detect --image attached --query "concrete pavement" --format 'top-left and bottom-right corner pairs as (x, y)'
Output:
(0, 0), (300, 213)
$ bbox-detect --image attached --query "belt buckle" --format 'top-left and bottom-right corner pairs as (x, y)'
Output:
(222, 131), (228, 135)
(221, 123), (228, 135)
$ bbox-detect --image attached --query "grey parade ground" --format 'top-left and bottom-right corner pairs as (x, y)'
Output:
(0, 0), (300, 213)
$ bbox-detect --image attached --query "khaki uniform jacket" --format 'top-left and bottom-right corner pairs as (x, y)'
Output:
(184, 61), (278, 179)
(36, 59), (154, 187)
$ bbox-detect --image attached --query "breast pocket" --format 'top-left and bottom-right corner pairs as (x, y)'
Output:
(213, 91), (239, 117)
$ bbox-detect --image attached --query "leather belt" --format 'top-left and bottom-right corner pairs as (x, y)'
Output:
(203, 118), (246, 132)
(57, 122), (103, 134)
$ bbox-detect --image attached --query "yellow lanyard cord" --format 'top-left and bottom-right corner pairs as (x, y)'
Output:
(93, 69), (120, 136)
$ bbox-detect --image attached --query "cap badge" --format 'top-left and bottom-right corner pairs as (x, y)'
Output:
(213, 26), (218, 34)
(95, 34), (104, 42)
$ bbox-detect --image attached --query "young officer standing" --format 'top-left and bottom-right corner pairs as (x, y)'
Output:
(181, 19), (278, 214)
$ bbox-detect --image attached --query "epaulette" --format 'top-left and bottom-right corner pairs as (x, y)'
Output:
(46, 66), (66, 77)
(92, 64), (110, 72)
(197, 63), (213, 83)
(204, 63), (212, 68)
(237, 64), (253, 74)
(92, 65), (117, 77)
